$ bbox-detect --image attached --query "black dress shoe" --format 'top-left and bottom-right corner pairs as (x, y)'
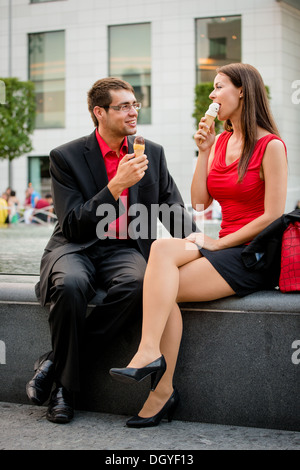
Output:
(46, 386), (74, 424)
(126, 388), (180, 428)
(26, 352), (54, 406)
(109, 355), (166, 391)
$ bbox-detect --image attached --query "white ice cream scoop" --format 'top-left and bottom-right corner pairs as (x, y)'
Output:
(206, 103), (220, 118)
(199, 103), (220, 143)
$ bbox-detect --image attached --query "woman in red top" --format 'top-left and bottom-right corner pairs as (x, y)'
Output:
(110, 63), (288, 427)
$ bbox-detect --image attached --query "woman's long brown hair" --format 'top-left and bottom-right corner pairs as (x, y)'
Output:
(217, 63), (280, 182)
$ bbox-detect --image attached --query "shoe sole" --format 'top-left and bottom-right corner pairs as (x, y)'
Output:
(26, 383), (45, 406)
(46, 415), (73, 424)
(46, 410), (74, 424)
(109, 368), (165, 391)
(109, 371), (143, 384)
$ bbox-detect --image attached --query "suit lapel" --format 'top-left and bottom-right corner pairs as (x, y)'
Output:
(83, 131), (108, 192)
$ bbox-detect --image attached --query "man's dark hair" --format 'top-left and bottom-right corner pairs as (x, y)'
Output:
(87, 77), (135, 127)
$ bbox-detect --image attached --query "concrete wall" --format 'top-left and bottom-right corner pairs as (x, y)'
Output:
(0, 277), (299, 431)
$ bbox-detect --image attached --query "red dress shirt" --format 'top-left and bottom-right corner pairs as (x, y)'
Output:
(95, 129), (129, 239)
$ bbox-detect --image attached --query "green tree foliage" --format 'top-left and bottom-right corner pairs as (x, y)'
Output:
(0, 77), (36, 161)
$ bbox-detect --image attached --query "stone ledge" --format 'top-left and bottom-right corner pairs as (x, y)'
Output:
(180, 289), (300, 314)
(0, 277), (299, 431)
(1, 277), (299, 312)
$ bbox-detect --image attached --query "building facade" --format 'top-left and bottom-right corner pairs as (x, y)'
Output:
(0, 0), (300, 211)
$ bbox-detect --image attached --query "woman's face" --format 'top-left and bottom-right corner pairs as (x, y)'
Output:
(209, 73), (243, 122)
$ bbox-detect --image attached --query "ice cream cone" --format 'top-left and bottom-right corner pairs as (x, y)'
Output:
(199, 103), (220, 144)
(133, 136), (145, 157)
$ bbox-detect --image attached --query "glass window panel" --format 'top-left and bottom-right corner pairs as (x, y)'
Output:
(30, 1), (63, 3)
(28, 156), (51, 196)
(109, 23), (151, 124)
(196, 16), (241, 83)
(29, 31), (65, 128)
(28, 157), (41, 194)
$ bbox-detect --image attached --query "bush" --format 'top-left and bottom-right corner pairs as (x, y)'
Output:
(192, 82), (223, 134)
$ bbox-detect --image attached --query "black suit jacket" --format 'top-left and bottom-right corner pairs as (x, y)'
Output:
(241, 209), (300, 288)
(36, 131), (196, 305)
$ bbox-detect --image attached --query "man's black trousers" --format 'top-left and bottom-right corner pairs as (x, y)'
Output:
(48, 239), (146, 392)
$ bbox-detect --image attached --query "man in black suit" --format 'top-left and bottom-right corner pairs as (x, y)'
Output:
(26, 77), (195, 423)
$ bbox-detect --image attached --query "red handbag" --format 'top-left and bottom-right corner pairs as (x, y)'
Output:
(279, 221), (300, 292)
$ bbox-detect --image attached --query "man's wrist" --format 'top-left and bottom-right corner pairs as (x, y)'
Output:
(107, 179), (123, 200)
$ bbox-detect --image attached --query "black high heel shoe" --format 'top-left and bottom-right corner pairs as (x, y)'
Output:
(126, 388), (180, 428)
(109, 355), (166, 391)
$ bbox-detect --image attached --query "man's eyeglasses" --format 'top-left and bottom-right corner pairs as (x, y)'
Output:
(103, 103), (142, 112)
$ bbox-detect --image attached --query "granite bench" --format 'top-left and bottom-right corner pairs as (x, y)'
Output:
(0, 274), (299, 431)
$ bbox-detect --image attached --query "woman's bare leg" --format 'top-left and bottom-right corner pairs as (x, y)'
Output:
(127, 238), (200, 369)
(128, 237), (235, 418)
(137, 303), (182, 418)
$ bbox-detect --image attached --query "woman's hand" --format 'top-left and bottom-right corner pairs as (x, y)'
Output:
(194, 118), (216, 151)
(185, 232), (220, 251)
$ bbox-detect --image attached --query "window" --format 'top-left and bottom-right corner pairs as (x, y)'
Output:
(28, 31), (65, 128)
(109, 23), (151, 124)
(30, 1), (63, 3)
(196, 16), (241, 83)
(28, 156), (51, 196)
(209, 37), (227, 59)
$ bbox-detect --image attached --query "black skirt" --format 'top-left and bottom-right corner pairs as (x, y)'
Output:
(199, 245), (276, 297)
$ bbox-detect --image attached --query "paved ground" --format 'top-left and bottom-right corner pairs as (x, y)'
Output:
(0, 401), (299, 451)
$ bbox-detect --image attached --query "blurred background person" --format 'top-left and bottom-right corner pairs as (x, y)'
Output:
(0, 192), (8, 226)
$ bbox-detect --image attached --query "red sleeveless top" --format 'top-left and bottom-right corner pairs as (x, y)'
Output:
(207, 131), (286, 239)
